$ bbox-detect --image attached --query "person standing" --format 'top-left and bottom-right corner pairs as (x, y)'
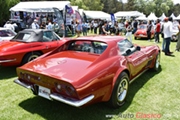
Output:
(147, 20), (152, 41)
(31, 19), (39, 29)
(163, 17), (173, 56)
(126, 21), (133, 42)
(93, 21), (98, 34)
(52, 21), (59, 34)
(82, 21), (87, 36)
(176, 20), (180, 52)
(76, 21), (82, 37)
(155, 19), (161, 43)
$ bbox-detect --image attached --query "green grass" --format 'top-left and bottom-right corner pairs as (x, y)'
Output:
(0, 37), (180, 120)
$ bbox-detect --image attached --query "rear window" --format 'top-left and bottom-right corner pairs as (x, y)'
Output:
(67, 41), (108, 54)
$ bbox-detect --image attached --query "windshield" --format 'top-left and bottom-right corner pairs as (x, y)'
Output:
(138, 25), (146, 30)
(0, 29), (16, 37)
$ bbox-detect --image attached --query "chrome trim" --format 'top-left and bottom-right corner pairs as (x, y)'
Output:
(14, 79), (31, 89)
(14, 79), (94, 107)
(129, 69), (148, 84)
(50, 94), (94, 107)
(0, 59), (16, 63)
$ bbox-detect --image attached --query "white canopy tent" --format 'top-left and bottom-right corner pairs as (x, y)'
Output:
(147, 13), (158, 20)
(174, 14), (180, 20)
(159, 13), (166, 21)
(115, 11), (145, 18)
(10, 1), (70, 12)
(83, 11), (110, 20)
(135, 15), (148, 20)
(170, 13), (177, 20)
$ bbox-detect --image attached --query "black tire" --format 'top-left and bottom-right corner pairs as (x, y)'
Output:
(134, 37), (137, 40)
(152, 52), (160, 71)
(108, 72), (129, 108)
(21, 52), (42, 65)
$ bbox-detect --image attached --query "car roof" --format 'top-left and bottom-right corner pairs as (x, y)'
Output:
(73, 35), (125, 43)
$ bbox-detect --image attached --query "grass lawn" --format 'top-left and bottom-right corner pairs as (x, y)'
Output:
(0, 36), (180, 120)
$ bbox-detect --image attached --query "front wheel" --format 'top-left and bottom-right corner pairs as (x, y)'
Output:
(108, 72), (129, 108)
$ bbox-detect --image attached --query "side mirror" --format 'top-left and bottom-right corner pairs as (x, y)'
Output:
(136, 46), (141, 51)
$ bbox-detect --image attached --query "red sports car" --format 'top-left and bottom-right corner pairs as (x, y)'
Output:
(134, 24), (155, 40)
(0, 29), (65, 66)
(14, 36), (160, 108)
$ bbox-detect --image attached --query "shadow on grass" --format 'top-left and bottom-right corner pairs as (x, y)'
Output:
(19, 67), (162, 120)
(0, 66), (17, 80)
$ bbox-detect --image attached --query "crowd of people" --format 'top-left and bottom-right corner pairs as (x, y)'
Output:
(3, 15), (180, 56)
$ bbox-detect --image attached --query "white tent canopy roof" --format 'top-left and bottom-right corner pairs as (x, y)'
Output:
(174, 14), (180, 20)
(159, 13), (166, 21)
(115, 11), (144, 18)
(83, 11), (110, 20)
(136, 15), (148, 20)
(10, 1), (70, 12)
(147, 12), (158, 20)
(170, 13), (176, 19)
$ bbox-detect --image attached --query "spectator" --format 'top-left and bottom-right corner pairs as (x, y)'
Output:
(175, 20), (180, 52)
(52, 21), (59, 34)
(46, 21), (52, 30)
(163, 17), (173, 56)
(31, 19), (39, 29)
(76, 21), (82, 37)
(101, 21), (109, 35)
(147, 20), (152, 41)
(155, 19), (161, 43)
(82, 21), (88, 36)
(126, 21), (133, 42)
(4, 21), (14, 31)
(132, 19), (138, 34)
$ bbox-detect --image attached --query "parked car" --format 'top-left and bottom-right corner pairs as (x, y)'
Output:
(14, 35), (160, 108)
(134, 24), (155, 40)
(0, 27), (16, 41)
(0, 29), (65, 66)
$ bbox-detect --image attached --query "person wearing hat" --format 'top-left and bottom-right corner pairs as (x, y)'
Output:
(31, 19), (39, 29)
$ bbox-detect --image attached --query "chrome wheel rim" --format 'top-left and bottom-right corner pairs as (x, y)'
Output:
(28, 55), (39, 62)
(117, 78), (128, 102)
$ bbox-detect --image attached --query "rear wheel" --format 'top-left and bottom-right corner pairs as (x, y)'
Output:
(134, 37), (137, 40)
(21, 52), (42, 65)
(108, 72), (129, 108)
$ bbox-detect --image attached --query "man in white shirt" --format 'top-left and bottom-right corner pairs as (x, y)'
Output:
(4, 21), (14, 31)
(31, 19), (39, 29)
(163, 17), (173, 56)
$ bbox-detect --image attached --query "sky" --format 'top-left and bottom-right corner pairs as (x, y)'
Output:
(121, 0), (180, 4)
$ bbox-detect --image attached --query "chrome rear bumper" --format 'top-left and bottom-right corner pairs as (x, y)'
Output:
(14, 79), (94, 107)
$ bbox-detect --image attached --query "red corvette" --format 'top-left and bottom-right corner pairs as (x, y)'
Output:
(0, 29), (65, 66)
(134, 24), (155, 40)
(14, 36), (160, 108)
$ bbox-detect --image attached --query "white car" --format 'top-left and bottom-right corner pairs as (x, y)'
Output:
(0, 28), (17, 41)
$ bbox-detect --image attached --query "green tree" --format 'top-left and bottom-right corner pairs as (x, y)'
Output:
(0, 0), (19, 26)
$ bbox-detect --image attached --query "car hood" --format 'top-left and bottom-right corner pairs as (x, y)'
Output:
(20, 51), (99, 83)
